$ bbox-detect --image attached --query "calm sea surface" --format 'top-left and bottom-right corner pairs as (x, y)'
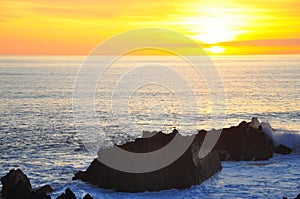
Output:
(0, 55), (299, 198)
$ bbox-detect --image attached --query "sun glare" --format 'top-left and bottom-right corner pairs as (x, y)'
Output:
(205, 46), (225, 54)
(1, 0), (300, 55)
(182, 6), (248, 45)
(192, 17), (237, 44)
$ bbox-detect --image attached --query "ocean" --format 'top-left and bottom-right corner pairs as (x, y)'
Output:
(0, 55), (299, 198)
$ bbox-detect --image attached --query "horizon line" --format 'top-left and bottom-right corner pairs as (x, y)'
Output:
(1, 53), (300, 56)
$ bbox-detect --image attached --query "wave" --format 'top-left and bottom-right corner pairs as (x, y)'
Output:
(250, 117), (300, 153)
(272, 129), (300, 153)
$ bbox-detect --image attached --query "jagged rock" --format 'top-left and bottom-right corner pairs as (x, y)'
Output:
(274, 144), (292, 154)
(31, 191), (51, 199)
(83, 194), (93, 199)
(248, 117), (292, 155)
(196, 121), (274, 161)
(74, 118), (289, 192)
(56, 188), (76, 199)
(1, 169), (52, 199)
(73, 130), (222, 192)
(283, 193), (300, 199)
(35, 185), (54, 194)
(197, 121), (274, 161)
(198, 118), (292, 160)
(1, 169), (32, 199)
(32, 185), (53, 199)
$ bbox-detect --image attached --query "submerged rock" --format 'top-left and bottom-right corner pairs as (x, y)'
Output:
(73, 130), (222, 192)
(274, 144), (292, 155)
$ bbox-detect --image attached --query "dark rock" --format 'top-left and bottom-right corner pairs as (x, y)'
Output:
(196, 121), (274, 161)
(31, 191), (51, 199)
(56, 188), (76, 199)
(83, 194), (93, 199)
(32, 185), (53, 199)
(1, 169), (52, 199)
(283, 193), (300, 199)
(274, 144), (292, 154)
(35, 185), (54, 194)
(74, 130), (222, 192)
(1, 168), (32, 199)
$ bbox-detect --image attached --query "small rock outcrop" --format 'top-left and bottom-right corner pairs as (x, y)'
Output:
(1, 169), (32, 199)
(274, 144), (293, 154)
(0, 169), (95, 199)
(0, 169), (51, 199)
(35, 185), (54, 195)
(82, 194), (93, 199)
(73, 130), (222, 192)
(55, 189), (93, 199)
(283, 193), (300, 199)
(56, 188), (76, 199)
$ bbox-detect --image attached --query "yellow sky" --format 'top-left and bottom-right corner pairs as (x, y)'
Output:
(0, 0), (299, 55)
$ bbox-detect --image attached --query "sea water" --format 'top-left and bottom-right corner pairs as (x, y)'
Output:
(0, 55), (299, 198)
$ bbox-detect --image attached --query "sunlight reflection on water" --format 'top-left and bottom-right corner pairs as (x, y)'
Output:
(0, 55), (299, 198)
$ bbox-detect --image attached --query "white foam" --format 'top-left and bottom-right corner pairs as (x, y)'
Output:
(249, 117), (275, 143)
(272, 130), (300, 152)
(249, 117), (300, 151)
(260, 122), (276, 145)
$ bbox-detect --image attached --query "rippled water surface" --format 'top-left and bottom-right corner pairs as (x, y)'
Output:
(0, 55), (299, 198)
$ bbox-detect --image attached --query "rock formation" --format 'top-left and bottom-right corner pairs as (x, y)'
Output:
(196, 118), (292, 161)
(56, 188), (76, 199)
(73, 130), (222, 192)
(196, 121), (274, 161)
(274, 144), (293, 154)
(2, 118), (293, 196)
(0, 169), (92, 199)
(74, 118), (293, 192)
(1, 169), (51, 199)
(283, 193), (300, 199)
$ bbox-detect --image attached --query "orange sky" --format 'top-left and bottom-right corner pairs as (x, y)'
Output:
(0, 0), (299, 55)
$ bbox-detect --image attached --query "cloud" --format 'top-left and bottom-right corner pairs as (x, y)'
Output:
(1, 0), (300, 55)
(219, 38), (300, 47)
(28, 0), (186, 20)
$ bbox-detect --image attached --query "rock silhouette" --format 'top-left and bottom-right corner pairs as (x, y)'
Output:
(73, 130), (222, 192)
(196, 121), (274, 161)
(1, 169), (51, 199)
(1, 119), (293, 196)
(274, 144), (292, 154)
(0, 169), (93, 199)
(74, 118), (292, 192)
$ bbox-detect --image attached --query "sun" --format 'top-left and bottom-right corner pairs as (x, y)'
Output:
(205, 46), (225, 54)
(181, 6), (248, 45)
(191, 17), (237, 44)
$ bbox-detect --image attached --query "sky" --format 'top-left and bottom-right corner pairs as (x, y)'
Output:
(0, 0), (299, 55)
